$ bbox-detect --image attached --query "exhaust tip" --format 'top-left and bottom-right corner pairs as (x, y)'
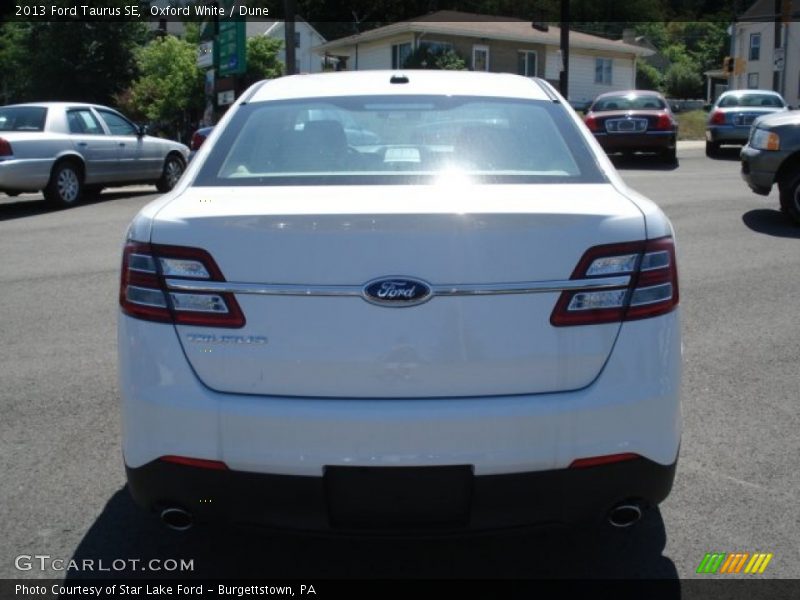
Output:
(608, 503), (643, 528)
(160, 507), (193, 531)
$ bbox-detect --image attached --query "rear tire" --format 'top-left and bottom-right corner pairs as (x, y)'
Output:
(778, 171), (800, 225)
(44, 161), (83, 207)
(156, 154), (185, 193)
(705, 140), (719, 158)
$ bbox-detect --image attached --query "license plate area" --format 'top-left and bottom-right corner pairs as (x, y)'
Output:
(324, 465), (473, 530)
(606, 118), (647, 133)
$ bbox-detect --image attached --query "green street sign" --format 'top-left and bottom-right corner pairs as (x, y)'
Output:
(217, 19), (246, 76)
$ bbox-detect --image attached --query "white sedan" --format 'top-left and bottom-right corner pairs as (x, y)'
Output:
(118, 70), (681, 534)
(0, 102), (188, 206)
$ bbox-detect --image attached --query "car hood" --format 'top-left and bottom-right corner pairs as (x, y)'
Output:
(752, 111), (800, 128)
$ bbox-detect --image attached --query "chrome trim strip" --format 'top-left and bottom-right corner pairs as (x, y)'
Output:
(165, 276), (631, 297)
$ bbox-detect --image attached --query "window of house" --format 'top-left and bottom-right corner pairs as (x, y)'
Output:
(749, 33), (761, 61)
(595, 58), (613, 85)
(419, 40), (454, 54)
(472, 45), (490, 71)
(517, 51), (537, 77)
(391, 42), (412, 69)
(748, 72), (759, 89)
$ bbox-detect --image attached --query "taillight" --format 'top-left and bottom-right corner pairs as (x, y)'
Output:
(160, 455), (228, 470)
(710, 110), (726, 125)
(584, 114), (599, 132)
(550, 236), (679, 326)
(120, 241), (245, 328)
(0, 137), (12, 157)
(190, 131), (206, 151)
(569, 453), (641, 468)
(654, 113), (673, 130)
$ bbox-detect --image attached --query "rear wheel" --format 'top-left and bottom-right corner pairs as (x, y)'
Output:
(44, 161), (83, 207)
(705, 140), (719, 158)
(156, 154), (185, 193)
(778, 171), (800, 225)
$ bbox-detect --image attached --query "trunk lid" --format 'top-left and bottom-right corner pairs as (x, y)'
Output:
(152, 184), (644, 398)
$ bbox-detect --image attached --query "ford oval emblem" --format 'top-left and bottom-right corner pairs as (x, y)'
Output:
(363, 277), (433, 307)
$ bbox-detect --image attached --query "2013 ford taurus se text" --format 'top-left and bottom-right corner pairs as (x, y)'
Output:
(118, 71), (681, 534)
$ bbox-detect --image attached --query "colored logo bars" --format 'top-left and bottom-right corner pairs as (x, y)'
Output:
(697, 552), (773, 574)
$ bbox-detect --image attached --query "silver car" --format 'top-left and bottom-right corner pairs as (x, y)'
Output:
(705, 89), (788, 157)
(0, 102), (189, 206)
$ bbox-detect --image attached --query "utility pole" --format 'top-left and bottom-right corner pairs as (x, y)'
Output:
(559, 0), (570, 99)
(284, 0), (297, 74)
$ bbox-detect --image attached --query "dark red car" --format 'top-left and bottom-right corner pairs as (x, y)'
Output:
(584, 91), (678, 163)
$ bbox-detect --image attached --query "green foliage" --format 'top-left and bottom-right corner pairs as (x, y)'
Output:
(636, 61), (664, 92)
(0, 11), (146, 105)
(246, 36), (284, 83)
(665, 61), (703, 98)
(125, 35), (204, 127)
(403, 46), (467, 70)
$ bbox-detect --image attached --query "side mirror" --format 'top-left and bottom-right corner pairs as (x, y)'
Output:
(137, 124), (148, 137)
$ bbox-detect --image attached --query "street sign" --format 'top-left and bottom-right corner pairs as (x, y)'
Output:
(774, 48), (785, 71)
(217, 90), (235, 106)
(197, 41), (213, 69)
(217, 20), (246, 76)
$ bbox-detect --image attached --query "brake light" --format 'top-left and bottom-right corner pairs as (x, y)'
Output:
(120, 241), (245, 327)
(569, 453), (641, 468)
(710, 110), (726, 125)
(190, 130), (207, 151)
(160, 455), (229, 470)
(550, 236), (679, 326)
(584, 115), (599, 132)
(654, 113), (673, 130)
(0, 137), (12, 157)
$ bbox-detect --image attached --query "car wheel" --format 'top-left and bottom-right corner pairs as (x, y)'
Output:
(705, 141), (719, 158)
(156, 155), (185, 193)
(44, 161), (83, 207)
(778, 171), (800, 225)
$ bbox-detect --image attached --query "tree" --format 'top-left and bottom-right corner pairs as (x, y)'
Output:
(246, 36), (284, 84)
(0, 15), (146, 105)
(636, 61), (664, 92)
(665, 62), (703, 98)
(124, 35), (204, 140)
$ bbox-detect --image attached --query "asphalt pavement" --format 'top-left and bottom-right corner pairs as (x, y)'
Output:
(1, 143), (798, 581)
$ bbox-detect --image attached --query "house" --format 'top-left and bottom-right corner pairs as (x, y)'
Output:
(314, 11), (653, 106)
(730, 0), (800, 106)
(246, 19), (330, 74)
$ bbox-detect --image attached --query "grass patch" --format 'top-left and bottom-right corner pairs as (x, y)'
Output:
(676, 109), (707, 140)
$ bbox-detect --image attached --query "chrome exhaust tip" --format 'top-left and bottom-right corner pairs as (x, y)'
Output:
(608, 503), (643, 528)
(160, 507), (193, 531)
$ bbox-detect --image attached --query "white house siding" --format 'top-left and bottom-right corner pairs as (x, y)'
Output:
(567, 53), (635, 105)
(351, 35), (415, 70)
(733, 21), (800, 107)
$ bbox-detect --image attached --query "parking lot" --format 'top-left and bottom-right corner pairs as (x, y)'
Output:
(0, 141), (798, 580)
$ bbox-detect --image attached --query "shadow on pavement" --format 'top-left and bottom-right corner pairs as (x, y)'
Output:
(609, 154), (679, 172)
(707, 146), (742, 161)
(0, 191), (153, 222)
(742, 209), (800, 239)
(65, 487), (681, 584)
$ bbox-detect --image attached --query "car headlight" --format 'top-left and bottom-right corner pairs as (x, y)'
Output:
(750, 129), (780, 151)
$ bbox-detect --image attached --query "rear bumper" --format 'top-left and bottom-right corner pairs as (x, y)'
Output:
(0, 158), (52, 193)
(706, 125), (750, 144)
(126, 456), (677, 533)
(592, 131), (675, 152)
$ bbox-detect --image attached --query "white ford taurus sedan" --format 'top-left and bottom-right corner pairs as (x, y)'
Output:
(0, 102), (188, 206)
(118, 71), (681, 534)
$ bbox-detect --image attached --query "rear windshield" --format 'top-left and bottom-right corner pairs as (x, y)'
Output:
(718, 94), (784, 108)
(0, 106), (47, 131)
(591, 95), (667, 111)
(194, 95), (606, 186)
